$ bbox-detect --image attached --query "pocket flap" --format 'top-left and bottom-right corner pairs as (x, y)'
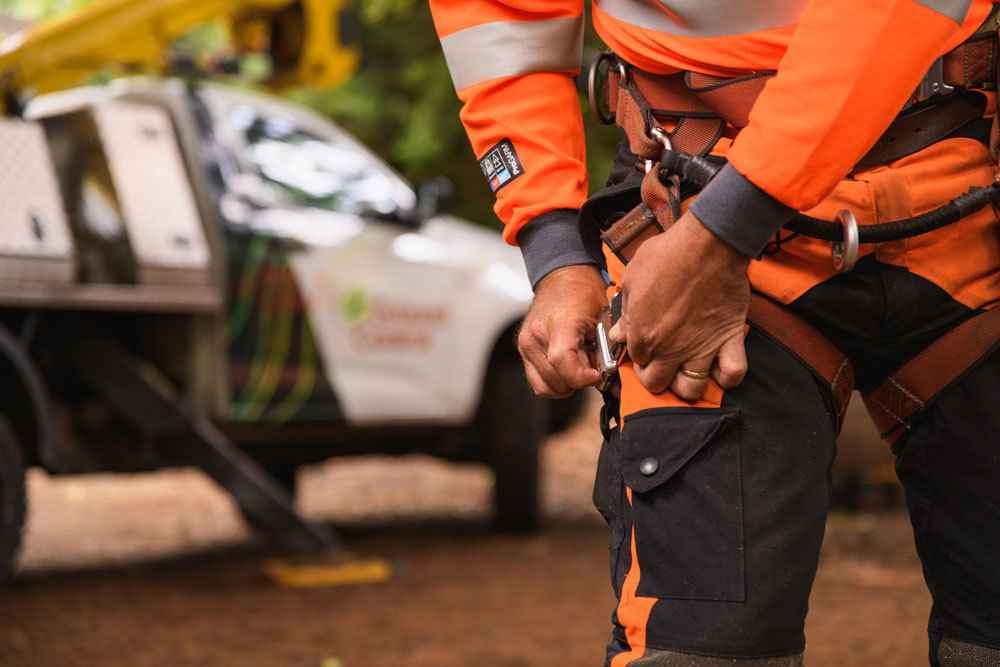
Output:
(619, 407), (741, 494)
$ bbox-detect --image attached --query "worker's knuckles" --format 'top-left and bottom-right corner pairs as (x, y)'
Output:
(671, 375), (709, 402)
(715, 357), (747, 386)
(635, 363), (674, 394)
(546, 343), (573, 370)
(523, 364), (571, 398)
(525, 317), (550, 345)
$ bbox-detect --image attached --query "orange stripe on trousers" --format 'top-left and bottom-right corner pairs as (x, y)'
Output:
(610, 488), (657, 667)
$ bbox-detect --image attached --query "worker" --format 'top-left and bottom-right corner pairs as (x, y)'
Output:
(431, 1), (1000, 665)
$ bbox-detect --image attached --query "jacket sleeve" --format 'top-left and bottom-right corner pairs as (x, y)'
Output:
(429, 0), (596, 287)
(690, 0), (994, 258)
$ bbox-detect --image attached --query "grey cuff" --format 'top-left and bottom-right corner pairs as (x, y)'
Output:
(516, 208), (599, 289)
(688, 163), (796, 258)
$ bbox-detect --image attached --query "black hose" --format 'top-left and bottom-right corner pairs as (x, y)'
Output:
(786, 185), (1000, 243)
(661, 150), (1000, 244)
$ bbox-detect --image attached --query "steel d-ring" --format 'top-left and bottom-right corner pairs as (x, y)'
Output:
(831, 209), (859, 273)
(587, 50), (616, 125)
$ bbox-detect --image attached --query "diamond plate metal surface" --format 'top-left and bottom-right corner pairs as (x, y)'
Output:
(92, 102), (211, 281)
(0, 118), (75, 282)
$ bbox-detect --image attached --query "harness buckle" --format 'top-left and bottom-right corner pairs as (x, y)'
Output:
(916, 56), (956, 104)
(593, 292), (626, 392)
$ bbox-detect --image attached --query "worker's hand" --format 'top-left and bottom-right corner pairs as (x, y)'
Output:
(609, 211), (750, 401)
(517, 265), (607, 398)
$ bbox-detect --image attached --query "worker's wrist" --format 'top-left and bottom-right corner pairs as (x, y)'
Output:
(688, 163), (796, 258)
(516, 209), (599, 289)
(534, 264), (605, 295)
(676, 211), (752, 274)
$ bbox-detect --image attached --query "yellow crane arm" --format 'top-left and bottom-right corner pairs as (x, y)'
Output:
(0, 0), (360, 113)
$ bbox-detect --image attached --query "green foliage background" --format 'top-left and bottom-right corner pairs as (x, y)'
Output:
(0, 0), (622, 230)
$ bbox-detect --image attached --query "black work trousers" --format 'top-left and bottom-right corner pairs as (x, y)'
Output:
(600, 257), (1000, 665)
(595, 135), (1000, 666)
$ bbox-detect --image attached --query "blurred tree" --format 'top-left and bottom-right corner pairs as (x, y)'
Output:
(0, 0), (622, 230)
(0, 0), (89, 18)
(290, 0), (622, 227)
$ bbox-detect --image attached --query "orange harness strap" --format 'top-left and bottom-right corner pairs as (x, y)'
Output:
(747, 294), (855, 436)
(863, 307), (1000, 448)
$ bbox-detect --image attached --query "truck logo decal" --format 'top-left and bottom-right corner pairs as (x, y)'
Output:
(339, 285), (371, 326)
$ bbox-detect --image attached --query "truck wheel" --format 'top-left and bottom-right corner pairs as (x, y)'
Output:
(0, 418), (26, 583)
(483, 360), (547, 531)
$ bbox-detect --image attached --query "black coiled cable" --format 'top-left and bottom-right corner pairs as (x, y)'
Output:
(661, 150), (1000, 243)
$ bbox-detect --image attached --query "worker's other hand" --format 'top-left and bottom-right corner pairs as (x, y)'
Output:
(517, 265), (607, 398)
(609, 211), (750, 401)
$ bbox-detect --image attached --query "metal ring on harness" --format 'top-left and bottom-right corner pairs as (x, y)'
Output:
(588, 50), (617, 126)
(831, 210), (859, 272)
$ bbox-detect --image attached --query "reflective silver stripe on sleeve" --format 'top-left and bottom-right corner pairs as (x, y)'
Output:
(440, 15), (584, 91)
(594, 0), (808, 38)
(912, 0), (974, 23)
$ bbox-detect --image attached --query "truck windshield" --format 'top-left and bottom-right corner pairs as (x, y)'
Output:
(231, 105), (403, 217)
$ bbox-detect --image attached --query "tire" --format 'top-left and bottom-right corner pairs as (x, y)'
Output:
(0, 418), (26, 583)
(482, 360), (547, 531)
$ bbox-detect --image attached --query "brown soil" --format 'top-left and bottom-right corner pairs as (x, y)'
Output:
(0, 394), (931, 666)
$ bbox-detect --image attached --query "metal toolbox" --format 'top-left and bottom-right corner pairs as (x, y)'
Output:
(0, 118), (75, 283)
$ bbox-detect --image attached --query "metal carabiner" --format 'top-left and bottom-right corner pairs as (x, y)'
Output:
(649, 125), (672, 152)
(587, 50), (618, 126)
(644, 125), (673, 174)
(831, 209), (859, 272)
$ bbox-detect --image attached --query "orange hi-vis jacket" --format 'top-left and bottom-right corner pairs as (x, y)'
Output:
(430, 0), (997, 287)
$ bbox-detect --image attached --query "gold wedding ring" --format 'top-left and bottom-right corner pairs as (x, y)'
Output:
(679, 368), (710, 380)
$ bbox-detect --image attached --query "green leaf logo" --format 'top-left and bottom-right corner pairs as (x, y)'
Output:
(339, 286), (370, 326)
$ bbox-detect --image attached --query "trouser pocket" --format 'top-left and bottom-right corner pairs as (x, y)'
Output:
(619, 406), (745, 601)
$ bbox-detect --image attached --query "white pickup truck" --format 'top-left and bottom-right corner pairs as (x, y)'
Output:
(0, 76), (586, 579)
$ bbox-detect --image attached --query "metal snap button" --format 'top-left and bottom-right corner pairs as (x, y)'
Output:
(639, 457), (659, 476)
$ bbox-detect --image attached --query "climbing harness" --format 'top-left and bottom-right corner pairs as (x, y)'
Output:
(585, 20), (1000, 443)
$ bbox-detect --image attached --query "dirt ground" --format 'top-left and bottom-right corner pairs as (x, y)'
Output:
(1, 395), (932, 666)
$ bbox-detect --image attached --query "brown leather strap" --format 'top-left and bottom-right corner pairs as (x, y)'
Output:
(942, 33), (999, 90)
(863, 306), (1000, 447)
(747, 294), (855, 435)
(856, 92), (987, 168)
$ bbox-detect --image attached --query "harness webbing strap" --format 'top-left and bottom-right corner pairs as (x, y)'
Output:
(863, 306), (1000, 448)
(601, 168), (680, 264)
(747, 294), (855, 435)
(608, 70), (754, 157)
